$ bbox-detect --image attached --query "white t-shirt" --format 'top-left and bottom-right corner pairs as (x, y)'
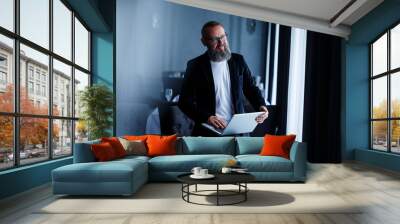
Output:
(210, 60), (234, 122)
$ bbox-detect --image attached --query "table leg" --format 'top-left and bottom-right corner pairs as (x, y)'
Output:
(245, 183), (247, 201)
(195, 184), (197, 192)
(217, 184), (219, 206)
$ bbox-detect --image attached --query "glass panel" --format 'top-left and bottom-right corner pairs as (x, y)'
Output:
(391, 120), (400, 153)
(75, 120), (88, 143)
(53, 0), (72, 60)
(372, 121), (388, 151)
(0, 116), (13, 170)
(372, 33), (387, 76)
(372, 77), (387, 119)
(391, 24), (400, 70)
(0, 0), (14, 31)
(20, 44), (49, 115)
(20, 117), (49, 165)
(0, 34), (14, 112)
(20, 0), (49, 49)
(74, 17), (89, 70)
(74, 69), (89, 118)
(53, 119), (72, 158)
(53, 59), (72, 117)
(391, 72), (400, 118)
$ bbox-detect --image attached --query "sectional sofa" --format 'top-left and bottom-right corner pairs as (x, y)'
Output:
(52, 137), (307, 196)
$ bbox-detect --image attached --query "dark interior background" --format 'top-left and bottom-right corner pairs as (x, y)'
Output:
(116, 0), (279, 136)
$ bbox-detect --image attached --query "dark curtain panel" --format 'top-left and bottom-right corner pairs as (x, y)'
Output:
(251, 25), (291, 136)
(275, 25), (292, 135)
(303, 31), (342, 163)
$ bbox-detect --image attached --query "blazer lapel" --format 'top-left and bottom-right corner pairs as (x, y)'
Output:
(201, 53), (216, 113)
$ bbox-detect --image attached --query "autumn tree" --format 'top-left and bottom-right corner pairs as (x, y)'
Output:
(0, 84), (60, 152)
(372, 99), (400, 144)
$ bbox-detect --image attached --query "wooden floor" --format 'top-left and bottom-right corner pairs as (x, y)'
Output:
(1, 162), (400, 224)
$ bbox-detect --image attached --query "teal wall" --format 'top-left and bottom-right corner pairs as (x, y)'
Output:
(92, 33), (113, 88)
(92, 32), (114, 135)
(0, 158), (72, 199)
(344, 0), (400, 171)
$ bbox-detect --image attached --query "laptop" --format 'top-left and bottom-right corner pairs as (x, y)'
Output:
(201, 112), (265, 136)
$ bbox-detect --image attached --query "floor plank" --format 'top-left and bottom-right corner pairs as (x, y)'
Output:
(1, 162), (400, 224)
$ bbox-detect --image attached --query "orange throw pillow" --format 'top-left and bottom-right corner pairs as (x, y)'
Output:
(101, 137), (127, 158)
(123, 135), (149, 142)
(91, 142), (117, 161)
(259, 134), (296, 159)
(146, 134), (177, 157)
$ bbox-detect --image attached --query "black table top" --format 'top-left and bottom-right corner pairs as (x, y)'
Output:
(177, 172), (255, 185)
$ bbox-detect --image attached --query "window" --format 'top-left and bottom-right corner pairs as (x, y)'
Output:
(42, 85), (46, 97)
(28, 81), (34, 94)
(35, 70), (41, 81)
(0, 55), (7, 67)
(370, 23), (400, 154)
(0, 34), (13, 113)
(29, 67), (34, 80)
(35, 84), (40, 95)
(53, 0), (72, 60)
(0, 0), (91, 170)
(20, 0), (49, 49)
(75, 17), (89, 70)
(0, 71), (6, 85)
(0, 0), (14, 32)
(53, 59), (72, 117)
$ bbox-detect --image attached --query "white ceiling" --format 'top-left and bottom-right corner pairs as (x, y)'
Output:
(167, 0), (384, 38)
(227, 0), (353, 23)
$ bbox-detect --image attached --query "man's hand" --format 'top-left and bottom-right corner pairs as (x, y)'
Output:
(208, 115), (227, 129)
(255, 106), (269, 123)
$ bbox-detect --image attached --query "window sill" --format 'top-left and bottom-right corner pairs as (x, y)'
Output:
(0, 156), (72, 176)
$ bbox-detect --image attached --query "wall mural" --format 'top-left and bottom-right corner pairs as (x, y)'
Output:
(116, 0), (268, 136)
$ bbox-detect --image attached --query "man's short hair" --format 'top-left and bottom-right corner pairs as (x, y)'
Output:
(201, 21), (223, 37)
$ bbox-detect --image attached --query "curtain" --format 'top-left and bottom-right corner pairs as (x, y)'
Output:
(286, 28), (307, 141)
(303, 31), (342, 163)
(274, 25), (292, 135)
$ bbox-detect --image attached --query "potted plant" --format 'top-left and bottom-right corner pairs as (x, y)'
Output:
(79, 84), (113, 140)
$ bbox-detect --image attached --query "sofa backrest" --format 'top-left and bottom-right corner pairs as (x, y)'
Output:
(180, 137), (235, 155)
(235, 137), (263, 155)
(73, 139), (100, 163)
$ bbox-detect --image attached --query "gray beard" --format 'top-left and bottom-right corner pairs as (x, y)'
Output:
(207, 45), (232, 62)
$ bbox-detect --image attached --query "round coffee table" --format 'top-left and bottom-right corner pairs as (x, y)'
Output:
(177, 172), (255, 206)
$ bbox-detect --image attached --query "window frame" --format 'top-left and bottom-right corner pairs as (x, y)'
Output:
(0, 0), (92, 171)
(370, 20), (400, 154)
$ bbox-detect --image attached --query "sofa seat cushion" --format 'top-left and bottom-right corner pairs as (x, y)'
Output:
(236, 155), (293, 172)
(117, 155), (150, 162)
(149, 154), (235, 172)
(53, 159), (147, 183)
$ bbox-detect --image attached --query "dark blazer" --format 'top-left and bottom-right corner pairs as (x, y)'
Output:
(178, 52), (266, 136)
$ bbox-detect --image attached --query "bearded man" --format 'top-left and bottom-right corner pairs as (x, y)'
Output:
(178, 21), (269, 136)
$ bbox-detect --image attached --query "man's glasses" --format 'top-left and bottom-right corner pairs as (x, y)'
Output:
(206, 33), (228, 44)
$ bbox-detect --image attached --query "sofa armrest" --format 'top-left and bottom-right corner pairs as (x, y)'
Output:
(289, 142), (307, 181)
(73, 140), (100, 163)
